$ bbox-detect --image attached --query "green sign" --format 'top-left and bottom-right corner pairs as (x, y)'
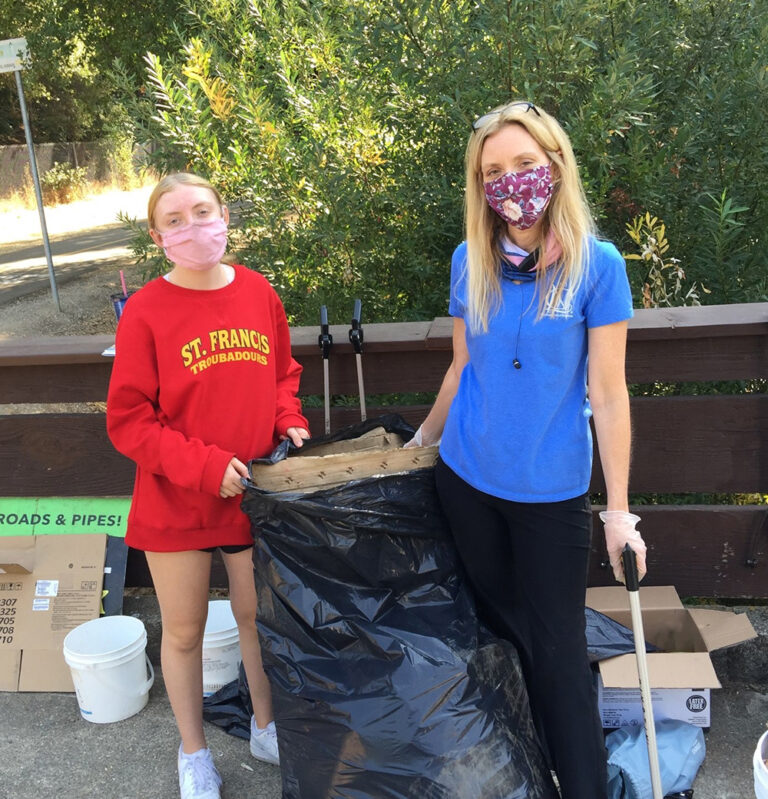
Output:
(0, 497), (130, 537)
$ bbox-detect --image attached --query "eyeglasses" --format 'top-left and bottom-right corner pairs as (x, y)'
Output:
(472, 101), (541, 131)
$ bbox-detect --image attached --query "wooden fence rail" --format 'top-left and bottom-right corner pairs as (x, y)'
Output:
(1, 303), (766, 597)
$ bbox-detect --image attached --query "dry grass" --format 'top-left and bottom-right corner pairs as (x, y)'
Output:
(0, 173), (156, 213)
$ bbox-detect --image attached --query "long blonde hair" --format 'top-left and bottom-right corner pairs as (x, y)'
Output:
(464, 102), (595, 333)
(147, 172), (225, 230)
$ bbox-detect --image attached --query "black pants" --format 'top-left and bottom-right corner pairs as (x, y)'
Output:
(435, 459), (607, 799)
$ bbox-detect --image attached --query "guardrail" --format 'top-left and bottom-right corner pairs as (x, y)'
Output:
(1, 302), (766, 597)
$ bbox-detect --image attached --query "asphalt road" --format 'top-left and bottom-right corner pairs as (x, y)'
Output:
(0, 224), (134, 305)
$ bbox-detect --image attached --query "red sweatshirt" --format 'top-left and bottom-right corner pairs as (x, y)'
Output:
(107, 265), (308, 552)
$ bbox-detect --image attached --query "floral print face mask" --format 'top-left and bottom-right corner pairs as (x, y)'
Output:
(484, 163), (554, 229)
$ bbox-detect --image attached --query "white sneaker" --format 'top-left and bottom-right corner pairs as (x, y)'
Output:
(178, 745), (222, 799)
(250, 716), (280, 765)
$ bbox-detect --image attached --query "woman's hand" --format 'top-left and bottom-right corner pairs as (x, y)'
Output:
(403, 424), (441, 449)
(600, 510), (647, 583)
(403, 425), (424, 449)
(220, 457), (249, 498)
(404, 318), (468, 449)
(282, 427), (310, 447)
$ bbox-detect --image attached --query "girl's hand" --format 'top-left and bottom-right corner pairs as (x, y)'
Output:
(220, 457), (249, 498)
(282, 427), (310, 448)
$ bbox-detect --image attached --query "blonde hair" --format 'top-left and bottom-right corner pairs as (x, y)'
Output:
(464, 103), (595, 333)
(147, 172), (224, 231)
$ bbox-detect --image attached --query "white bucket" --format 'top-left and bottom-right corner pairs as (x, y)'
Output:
(63, 615), (154, 724)
(202, 600), (241, 696)
(755, 729), (768, 799)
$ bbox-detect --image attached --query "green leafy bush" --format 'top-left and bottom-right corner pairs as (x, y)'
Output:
(40, 162), (87, 205)
(117, 0), (768, 321)
(624, 212), (708, 308)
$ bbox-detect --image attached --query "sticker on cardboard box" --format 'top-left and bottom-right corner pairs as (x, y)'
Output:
(35, 580), (59, 597)
(597, 675), (711, 728)
(32, 598), (51, 611)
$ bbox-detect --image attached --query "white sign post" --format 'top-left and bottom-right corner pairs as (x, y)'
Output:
(1, 37), (60, 310)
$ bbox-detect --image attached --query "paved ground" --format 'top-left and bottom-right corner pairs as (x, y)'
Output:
(1, 593), (766, 799)
(0, 187), (151, 308)
(0, 227), (136, 306)
(0, 186), (152, 245)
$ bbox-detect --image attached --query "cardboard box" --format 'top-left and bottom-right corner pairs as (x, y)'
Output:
(586, 585), (756, 728)
(0, 534), (107, 692)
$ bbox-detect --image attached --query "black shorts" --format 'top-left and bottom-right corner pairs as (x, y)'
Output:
(199, 544), (253, 554)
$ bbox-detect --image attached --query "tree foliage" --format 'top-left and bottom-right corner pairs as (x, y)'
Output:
(116, 0), (767, 322)
(0, 0), (185, 143)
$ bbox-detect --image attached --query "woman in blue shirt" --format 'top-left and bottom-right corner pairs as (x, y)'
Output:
(409, 101), (648, 799)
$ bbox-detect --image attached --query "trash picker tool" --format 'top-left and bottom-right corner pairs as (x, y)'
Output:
(622, 543), (663, 799)
(349, 298), (367, 422)
(319, 305), (333, 434)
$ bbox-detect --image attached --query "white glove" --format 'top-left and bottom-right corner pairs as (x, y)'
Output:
(403, 424), (441, 449)
(403, 425), (424, 449)
(599, 510), (647, 584)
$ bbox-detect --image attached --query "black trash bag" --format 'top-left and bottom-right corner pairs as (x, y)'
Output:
(202, 661), (252, 741)
(240, 416), (558, 799)
(585, 606), (660, 663)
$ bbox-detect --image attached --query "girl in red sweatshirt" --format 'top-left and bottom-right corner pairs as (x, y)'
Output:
(107, 172), (309, 799)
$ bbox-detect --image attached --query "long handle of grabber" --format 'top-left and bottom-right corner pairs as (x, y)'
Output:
(355, 352), (366, 421)
(622, 544), (664, 799)
(349, 299), (366, 422)
(323, 359), (331, 434)
(319, 305), (332, 435)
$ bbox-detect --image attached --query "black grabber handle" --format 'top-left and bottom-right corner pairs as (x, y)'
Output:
(349, 298), (363, 353)
(622, 543), (640, 592)
(319, 306), (333, 357)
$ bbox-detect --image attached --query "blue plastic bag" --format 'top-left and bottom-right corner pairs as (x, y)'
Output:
(606, 719), (705, 799)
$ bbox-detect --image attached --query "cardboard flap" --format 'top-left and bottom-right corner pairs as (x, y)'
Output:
(688, 608), (757, 652)
(598, 652), (721, 689)
(586, 585), (683, 616)
(17, 650), (74, 693)
(249, 443), (439, 491)
(0, 537), (36, 574)
(0, 650), (21, 691)
(35, 534), (106, 571)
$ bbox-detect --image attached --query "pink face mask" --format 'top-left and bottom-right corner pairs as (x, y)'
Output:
(160, 217), (228, 270)
(484, 163), (554, 229)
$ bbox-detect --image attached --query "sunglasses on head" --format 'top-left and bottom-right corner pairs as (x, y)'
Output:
(472, 101), (541, 131)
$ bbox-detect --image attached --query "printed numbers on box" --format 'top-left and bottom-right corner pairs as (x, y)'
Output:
(0, 601), (14, 644)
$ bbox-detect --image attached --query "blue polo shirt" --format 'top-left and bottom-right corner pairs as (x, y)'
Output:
(440, 237), (633, 502)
